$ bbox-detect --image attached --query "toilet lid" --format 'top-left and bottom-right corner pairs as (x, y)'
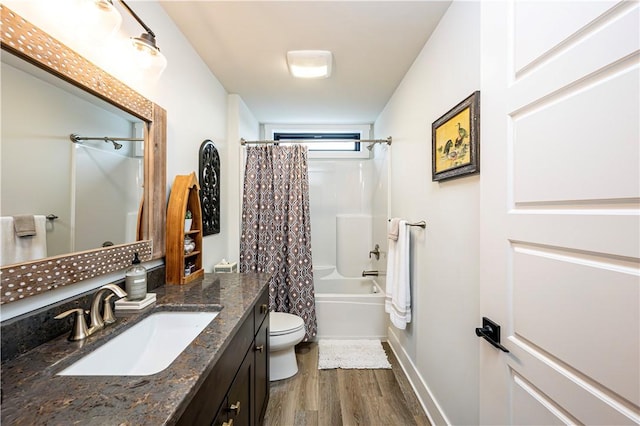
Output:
(270, 312), (305, 336)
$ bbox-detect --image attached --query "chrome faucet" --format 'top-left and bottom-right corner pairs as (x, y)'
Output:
(88, 284), (127, 332)
(55, 284), (127, 341)
(362, 270), (379, 277)
(54, 308), (90, 341)
(369, 244), (380, 261)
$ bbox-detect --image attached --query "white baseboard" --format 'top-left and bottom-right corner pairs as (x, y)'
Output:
(387, 327), (450, 426)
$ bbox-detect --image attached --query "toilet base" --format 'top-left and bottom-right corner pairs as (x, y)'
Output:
(270, 346), (298, 381)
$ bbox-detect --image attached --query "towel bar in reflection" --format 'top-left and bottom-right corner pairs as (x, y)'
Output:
(388, 219), (426, 229)
(46, 214), (58, 221)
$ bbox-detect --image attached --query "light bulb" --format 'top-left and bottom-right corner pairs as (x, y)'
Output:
(131, 34), (167, 78)
(79, 0), (122, 43)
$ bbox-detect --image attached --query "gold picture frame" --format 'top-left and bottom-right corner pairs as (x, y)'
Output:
(432, 91), (480, 181)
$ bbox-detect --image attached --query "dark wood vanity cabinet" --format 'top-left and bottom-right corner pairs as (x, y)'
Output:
(212, 352), (253, 426)
(177, 287), (269, 426)
(254, 311), (269, 425)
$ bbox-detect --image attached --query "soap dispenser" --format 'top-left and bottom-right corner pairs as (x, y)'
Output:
(125, 252), (147, 301)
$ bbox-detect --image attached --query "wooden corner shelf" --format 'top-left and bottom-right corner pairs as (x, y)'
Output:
(166, 172), (204, 285)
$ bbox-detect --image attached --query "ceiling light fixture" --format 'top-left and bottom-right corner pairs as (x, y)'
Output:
(89, 0), (167, 77)
(286, 50), (333, 79)
(82, 0), (123, 41)
(118, 0), (167, 76)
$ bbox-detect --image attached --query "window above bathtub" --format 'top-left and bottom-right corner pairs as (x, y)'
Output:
(263, 124), (372, 159)
(274, 132), (360, 152)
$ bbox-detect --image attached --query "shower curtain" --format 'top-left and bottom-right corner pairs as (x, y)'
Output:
(240, 145), (317, 341)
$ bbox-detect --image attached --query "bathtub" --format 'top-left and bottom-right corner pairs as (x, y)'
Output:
(314, 276), (387, 340)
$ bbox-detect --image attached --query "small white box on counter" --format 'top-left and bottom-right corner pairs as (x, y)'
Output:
(214, 260), (237, 273)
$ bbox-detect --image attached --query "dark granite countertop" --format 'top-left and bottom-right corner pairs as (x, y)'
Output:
(1, 272), (270, 425)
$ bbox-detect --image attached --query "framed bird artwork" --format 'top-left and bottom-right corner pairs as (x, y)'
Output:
(432, 91), (480, 182)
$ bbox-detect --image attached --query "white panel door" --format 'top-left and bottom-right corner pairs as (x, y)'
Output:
(479, 1), (639, 424)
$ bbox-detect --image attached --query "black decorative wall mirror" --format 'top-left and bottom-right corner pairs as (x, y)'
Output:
(199, 140), (220, 235)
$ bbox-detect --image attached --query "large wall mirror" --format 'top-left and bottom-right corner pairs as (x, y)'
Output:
(0, 6), (166, 305)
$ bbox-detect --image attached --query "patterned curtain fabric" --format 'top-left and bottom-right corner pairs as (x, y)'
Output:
(240, 145), (317, 341)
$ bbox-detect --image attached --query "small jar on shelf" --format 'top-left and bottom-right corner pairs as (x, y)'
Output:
(184, 236), (196, 254)
(184, 261), (196, 276)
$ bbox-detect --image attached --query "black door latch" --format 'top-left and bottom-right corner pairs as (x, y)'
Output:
(475, 317), (510, 353)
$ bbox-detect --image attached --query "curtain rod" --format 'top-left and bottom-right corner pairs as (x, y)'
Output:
(70, 134), (144, 143)
(240, 136), (392, 146)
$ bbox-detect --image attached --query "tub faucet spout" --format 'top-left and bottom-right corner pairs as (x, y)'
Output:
(362, 270), (379, 277)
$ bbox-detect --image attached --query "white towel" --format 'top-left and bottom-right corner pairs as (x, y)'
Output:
(385, 219), (411, 329)
(1, 215), (47, 266)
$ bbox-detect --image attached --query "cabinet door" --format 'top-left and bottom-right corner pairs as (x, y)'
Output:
(253, 289), (269, 335)
(254, 313), (269, 426)
(226, 351), (253, 426)
(176, 313), (254, 426)
(212, 397), (228, 426)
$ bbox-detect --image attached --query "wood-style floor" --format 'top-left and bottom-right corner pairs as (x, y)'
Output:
(264, 342), (431, 426)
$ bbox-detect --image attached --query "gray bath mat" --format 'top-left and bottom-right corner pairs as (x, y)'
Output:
(318, 339), (392, 370)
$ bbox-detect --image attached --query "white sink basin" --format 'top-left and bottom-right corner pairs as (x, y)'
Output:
(58, 311), (219, 376)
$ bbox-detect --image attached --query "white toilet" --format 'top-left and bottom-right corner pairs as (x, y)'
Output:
(269, 312), (306, 381)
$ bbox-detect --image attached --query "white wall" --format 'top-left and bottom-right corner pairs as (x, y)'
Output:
(374, 1), (480, 425)
(308, 159), (375, 270)
(123, 2), (229, 273)
(1, 1), (230, 319)
(74, 147), (141, 250)
(370, 142), (390, 276)
(226, 94), (259, 264)
(2, 62), (74, 258)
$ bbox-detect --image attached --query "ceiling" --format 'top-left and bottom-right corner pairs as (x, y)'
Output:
(160, 1), (451, 125)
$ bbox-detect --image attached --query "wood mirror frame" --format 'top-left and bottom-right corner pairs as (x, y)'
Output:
(0, 6), (166, 305)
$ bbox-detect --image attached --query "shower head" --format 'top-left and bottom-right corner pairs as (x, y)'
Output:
(71, 134), (139, 150)
(104, 139), (123, 150)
